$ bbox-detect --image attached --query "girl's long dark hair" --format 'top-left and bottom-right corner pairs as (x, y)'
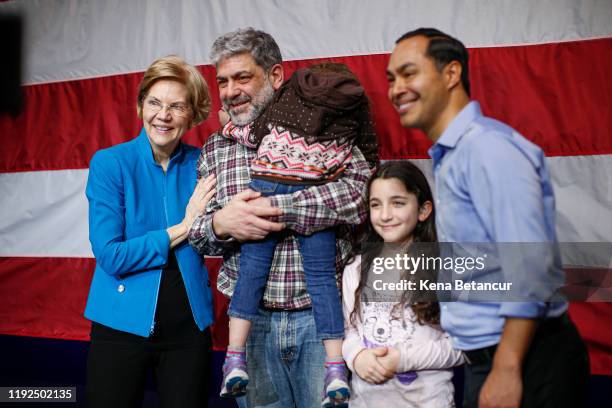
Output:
(350, 161), (440, 326)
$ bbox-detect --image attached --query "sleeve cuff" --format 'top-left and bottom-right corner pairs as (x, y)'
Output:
(148, 229), (170, 263)
(342, 333), (366, 372)
(204, 213), (236, 245)
(498, 302), (547, 318)
(269, 195), (297, 225)
(397, 347), (410, 373)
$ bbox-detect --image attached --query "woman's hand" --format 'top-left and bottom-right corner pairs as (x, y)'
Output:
(184, 174), (216, 230)
(353, 348), (395, 384)
(167, 174), (216, 249)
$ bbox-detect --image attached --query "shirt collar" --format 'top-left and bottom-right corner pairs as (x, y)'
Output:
(436, 101), (482, 148)
(428, 101), (481, 162)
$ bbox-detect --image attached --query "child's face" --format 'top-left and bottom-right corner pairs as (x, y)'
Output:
(369, 177), (431, 244)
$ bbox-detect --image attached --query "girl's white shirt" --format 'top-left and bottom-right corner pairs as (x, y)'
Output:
(342, 255), (465, 408)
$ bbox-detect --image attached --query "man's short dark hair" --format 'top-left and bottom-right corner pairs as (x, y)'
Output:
(396, 28), (470, 96)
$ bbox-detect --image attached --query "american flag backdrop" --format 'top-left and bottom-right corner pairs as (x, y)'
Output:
(1, 0), (611, 381)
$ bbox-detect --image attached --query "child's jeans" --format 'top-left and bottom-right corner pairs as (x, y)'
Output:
(228, 178), (344, 340)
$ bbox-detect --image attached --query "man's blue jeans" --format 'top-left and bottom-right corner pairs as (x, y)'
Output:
(229, 178), (344, 340)
(236, 308), (326, 408)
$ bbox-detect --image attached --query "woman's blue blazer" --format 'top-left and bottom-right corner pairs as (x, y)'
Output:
(84, 128), (213, 337)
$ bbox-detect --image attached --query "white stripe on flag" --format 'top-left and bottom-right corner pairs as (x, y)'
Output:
(1, 156), (611, 262)
(2, 0), (611, 84)
(0, 169), (91, 257)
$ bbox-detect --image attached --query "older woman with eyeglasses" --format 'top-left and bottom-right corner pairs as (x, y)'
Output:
(84, 55), (216, 408)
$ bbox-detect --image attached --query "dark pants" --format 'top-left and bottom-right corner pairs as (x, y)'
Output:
(86, 322), (211, 408)
(462, 313), (589, 408)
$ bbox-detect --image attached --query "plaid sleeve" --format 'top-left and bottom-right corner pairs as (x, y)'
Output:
(269, 145), (371, 235)
(188, 135), (236, 256)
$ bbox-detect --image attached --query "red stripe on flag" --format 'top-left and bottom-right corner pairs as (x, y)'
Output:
(0, 257), (94, 341)
(0, 257), (230, 350)
(204, 257), (231, 351)
(1, 38), (611, 172)
(1, 257), (611, 373)
(569, 303), (612, 376)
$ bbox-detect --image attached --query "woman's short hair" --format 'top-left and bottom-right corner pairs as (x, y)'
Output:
(137, 55), (211, 126)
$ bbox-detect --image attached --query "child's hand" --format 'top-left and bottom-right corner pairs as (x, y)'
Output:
(218, 108), (230, 126)
(377, 346), (400, 373)
(353, 348), (395, 384)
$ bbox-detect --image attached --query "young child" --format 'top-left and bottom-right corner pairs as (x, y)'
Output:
(342, 161), (464, 407)
(220, 63), (378, 408)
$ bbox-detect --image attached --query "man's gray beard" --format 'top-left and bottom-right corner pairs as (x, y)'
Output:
(228, 79), (275, 126)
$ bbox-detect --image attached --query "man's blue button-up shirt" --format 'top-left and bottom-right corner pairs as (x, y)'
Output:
(429, 101), (566, 350)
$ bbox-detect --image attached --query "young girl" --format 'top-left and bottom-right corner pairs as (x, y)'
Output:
(342, 161), (464, 407)
(220, 63), (378, 407)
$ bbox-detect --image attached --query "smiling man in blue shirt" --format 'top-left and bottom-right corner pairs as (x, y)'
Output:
(386, 28), (589, 408)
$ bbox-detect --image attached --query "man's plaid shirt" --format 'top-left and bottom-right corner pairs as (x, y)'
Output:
(188, 130), (371, 310)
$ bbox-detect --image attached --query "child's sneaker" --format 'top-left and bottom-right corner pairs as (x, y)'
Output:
(220, 351), (249, 398)
(321, 363), (349, 408)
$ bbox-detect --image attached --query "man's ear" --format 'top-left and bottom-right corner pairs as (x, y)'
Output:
(268, 63), (284, 90)
(444, 60), (462, 91)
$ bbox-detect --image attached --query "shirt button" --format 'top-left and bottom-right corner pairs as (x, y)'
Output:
(442, 305), (447, 310)
(117, 284), (125, 293)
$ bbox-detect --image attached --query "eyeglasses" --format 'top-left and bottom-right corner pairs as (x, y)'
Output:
(144, 97), (191, 118)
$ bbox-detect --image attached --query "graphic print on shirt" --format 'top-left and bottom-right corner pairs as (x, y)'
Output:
(361, 301), (418, 385)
